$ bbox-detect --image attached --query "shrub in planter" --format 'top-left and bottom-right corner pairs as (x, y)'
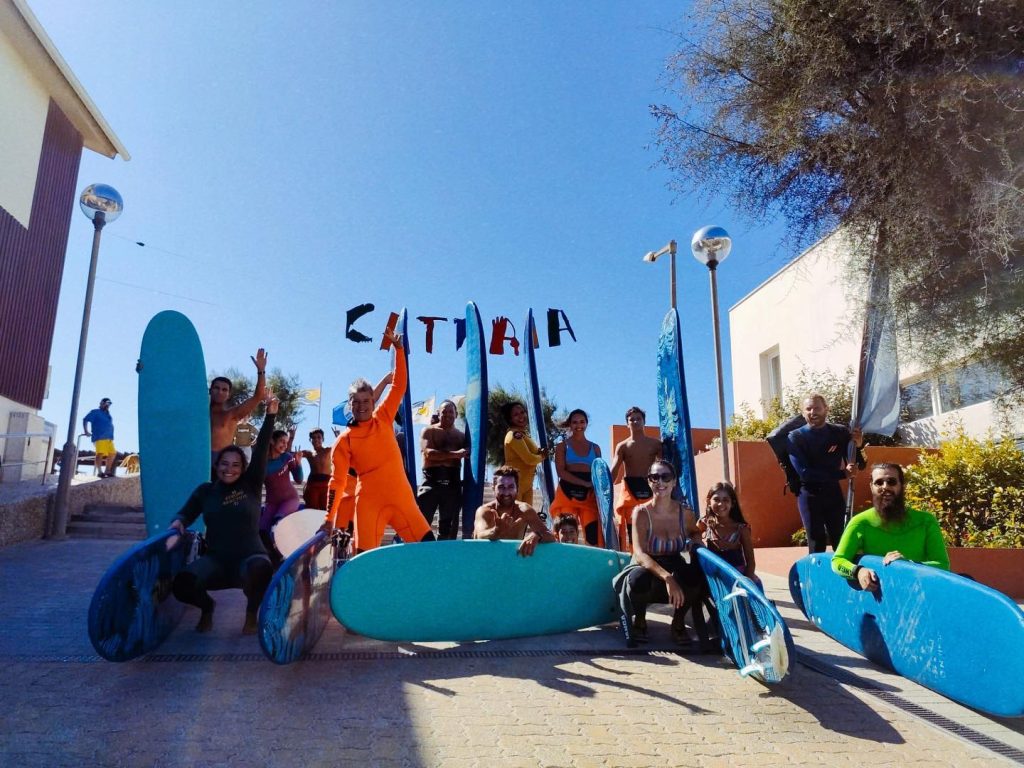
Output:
(904, 428), (1024, 548)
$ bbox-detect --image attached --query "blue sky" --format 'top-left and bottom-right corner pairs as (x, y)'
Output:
(32, 1), (791, 454)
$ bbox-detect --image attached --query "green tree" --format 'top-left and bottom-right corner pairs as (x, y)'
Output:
(653, 0), (1024, 399)
(484, 383), (562, 468)
(905, 428), (1024, 548)
(211, 367), (307, 431)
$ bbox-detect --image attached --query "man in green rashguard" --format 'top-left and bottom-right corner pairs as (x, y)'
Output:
(832, 462), (950, 592)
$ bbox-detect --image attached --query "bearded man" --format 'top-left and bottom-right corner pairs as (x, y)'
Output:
(832, 463), (950, 591)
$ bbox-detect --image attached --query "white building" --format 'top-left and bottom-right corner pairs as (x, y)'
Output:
(728, 230), (1023, 446)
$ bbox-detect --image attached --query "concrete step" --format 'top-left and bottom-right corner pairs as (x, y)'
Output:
(76, 505), (144, 524)
(66, 519), (146, 540)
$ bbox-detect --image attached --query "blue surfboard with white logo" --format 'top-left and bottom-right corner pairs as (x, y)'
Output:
(461, 302), (488, 537)
(524, 309), (556, 508)
(656, 309), (699, 512)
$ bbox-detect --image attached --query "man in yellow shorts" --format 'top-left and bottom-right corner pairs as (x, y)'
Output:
(83, 398), (116, 478)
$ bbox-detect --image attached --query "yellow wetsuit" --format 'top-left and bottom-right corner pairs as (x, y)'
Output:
(503, 429), (544, 505)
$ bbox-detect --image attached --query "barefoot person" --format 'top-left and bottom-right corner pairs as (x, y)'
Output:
(209, 348), (268, 478)
(167, 393), (280, 635)
(473, 466), (555, 557)
(323, 329), (435, 552)
(416, 399), (467, 540)
(609, 406), (662, 550)
(549, 408), (602, 546)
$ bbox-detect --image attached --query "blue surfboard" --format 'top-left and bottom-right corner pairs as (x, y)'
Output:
(331, 540), (630, 641)
(397, 308), (417, 492)
(524, 309), (556, 507)
(461, 302), (488, 537)
(698, 548), (793, 683)
(657, 309), (699, 512)
(87, 530), (194, 661)
(258, 530), (343, 665)
(592, 458), (619, 551)
(138, 311), (210, 536)
(790, 553), (1024, 717)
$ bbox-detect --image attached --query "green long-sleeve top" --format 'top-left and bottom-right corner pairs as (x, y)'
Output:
(174, 411), (276, 562)
(832, 505), (950, 579)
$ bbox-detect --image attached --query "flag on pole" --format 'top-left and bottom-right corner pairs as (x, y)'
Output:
(412, 396), (436, 425)
(852, 261), (900, 436)
(302, 387), (322, 405)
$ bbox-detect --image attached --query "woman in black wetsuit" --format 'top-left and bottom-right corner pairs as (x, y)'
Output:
(167, 394), (279, 635)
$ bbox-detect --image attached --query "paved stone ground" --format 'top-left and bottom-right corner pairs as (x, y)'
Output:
(1, 538), (1020, 767)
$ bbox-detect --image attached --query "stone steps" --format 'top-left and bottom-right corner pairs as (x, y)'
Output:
(68, 504), (146, 540)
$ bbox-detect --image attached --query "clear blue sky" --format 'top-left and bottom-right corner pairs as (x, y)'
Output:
(32, 1), (791, 454)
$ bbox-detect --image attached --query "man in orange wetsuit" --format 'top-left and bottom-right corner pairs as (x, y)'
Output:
(324, 329), (434, 551)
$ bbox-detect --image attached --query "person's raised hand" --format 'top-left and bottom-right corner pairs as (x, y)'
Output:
(266, 394), (280, 415)
(251, 348), (268, 372)
(383, 327), (403, 349)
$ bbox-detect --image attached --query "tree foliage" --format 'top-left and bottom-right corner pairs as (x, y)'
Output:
(212, 367), (306, 432)
(485, 383), (563, 468)
(654, 0), (1024, 397)
(905, 428), (1024, 548)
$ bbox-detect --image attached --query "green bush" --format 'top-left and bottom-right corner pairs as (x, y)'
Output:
(904, 428), (1024, 548)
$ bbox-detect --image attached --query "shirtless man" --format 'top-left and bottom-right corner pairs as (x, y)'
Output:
(609, 406), (663, 549)
(299, 429), (332, 510)
(209, 348), (268, 477)
(416, 400), (468, 540)
(473, 466), (555, 557)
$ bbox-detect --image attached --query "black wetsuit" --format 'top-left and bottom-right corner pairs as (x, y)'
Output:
(171, 412), (276, 614)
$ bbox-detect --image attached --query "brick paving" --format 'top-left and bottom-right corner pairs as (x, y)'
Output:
(0, 537), (1020, 767)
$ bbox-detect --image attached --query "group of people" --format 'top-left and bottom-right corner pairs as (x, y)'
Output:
(163, 338), (950, 642)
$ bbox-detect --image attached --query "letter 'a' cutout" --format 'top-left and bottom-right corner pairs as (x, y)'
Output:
(380, 311), (400, 350)
(489, 316), (520, 356)
(547, 308), (576, 347)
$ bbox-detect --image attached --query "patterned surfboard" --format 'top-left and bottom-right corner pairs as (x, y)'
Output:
(461, 302), (489, 538)
(524, 309), (556, 508)
(592, 458), (619, 551)
(656, 309), (699, 513)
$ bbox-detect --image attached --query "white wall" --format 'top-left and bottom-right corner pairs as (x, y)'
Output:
(0, 31), (49, 228)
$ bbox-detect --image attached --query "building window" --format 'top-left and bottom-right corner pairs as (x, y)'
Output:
(900, 380), (934, 422)
(937, 361), (1006, 412)
(759, 346), (782, 414)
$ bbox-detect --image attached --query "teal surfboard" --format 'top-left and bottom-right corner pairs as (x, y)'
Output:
(790, 553), (1024, 717)
(331, 540), (630, 641)
(524, 309), (556, 507)
(657, 309), (699, 512)
(138, 311), (210, 536)
(698, 548), (793, 683)
(592, 458), (619, 551)
(461, 302), (488, 537)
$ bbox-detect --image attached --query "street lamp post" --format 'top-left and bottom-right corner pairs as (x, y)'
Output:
(691, 225), (732, 484)
(642, 240), (678, 309)
(50, 184), (123, 539)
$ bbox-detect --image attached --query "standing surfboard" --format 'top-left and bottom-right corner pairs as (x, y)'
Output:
(331, 540), (630, 641)
(258, 529), (343, 665)
(88, 530), (194, 661)
(698, 548), (793, 683)
(656, 309), (699, 513)
(397, 308), (417, 492)
(592, 458), (619, 551)
(790, 553), (1024, 717)
(461, 302), (488, 538)
(524, 309), (556, 508)
(138, 311), (210, 536)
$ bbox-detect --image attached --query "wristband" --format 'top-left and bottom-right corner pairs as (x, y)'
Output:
(851, 565), (862, 581)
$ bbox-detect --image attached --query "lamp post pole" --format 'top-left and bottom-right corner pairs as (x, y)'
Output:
(643, 240), (678, 310)
(691, 226), (733, 484)
(50, 185), (123, 539)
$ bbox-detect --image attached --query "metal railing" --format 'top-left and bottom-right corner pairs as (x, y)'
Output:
(0, 431), (56, 485)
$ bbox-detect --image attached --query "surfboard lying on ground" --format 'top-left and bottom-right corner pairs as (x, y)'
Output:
(789, 553), (1024, 717)
(524, 309), (556, 512)
(656, 309), (699, 512)
(331, 540), (630, 641)
(698, 548), (793, 683)
(88, 530), (194, 661)
(461, 302), (488, 538)
(138, 311), (209, 537)
(592, 458), (619, 551)
(258, 529), (344, 664)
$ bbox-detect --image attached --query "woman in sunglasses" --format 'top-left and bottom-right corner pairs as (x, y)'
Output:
(698, 481), (762, 590)
(625, 460), (711, 647)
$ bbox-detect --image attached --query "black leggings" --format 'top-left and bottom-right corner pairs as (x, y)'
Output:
(626, 553), (710, 638)
(172, 553), (274, 614)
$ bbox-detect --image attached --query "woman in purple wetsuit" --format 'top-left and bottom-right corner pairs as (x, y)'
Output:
(261, 428), (303, 560)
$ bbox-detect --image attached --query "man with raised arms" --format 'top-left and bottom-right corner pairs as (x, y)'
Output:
(416, 399), (468, 540)
(322, 329), (435, 552)
(609, 406), (663, 549)
(473, 466), (555, 557)
(832, 462), (949, 591)
(209, 348), (268, 477)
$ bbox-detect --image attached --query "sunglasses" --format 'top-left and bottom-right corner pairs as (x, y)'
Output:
(647, 472), (675, 483)
(871, 478), (899, 487)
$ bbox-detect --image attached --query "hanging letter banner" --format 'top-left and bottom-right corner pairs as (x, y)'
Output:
(489, 317), (520, 356)
(345, 303), (375, 344)
(416, 316), (448, 354)
(547, 308), (576, 347)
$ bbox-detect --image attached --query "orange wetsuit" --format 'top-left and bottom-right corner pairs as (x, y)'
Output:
(326, 351), (431, 550)
(549, 439), (603, 547)
(613, 477), (652, 553)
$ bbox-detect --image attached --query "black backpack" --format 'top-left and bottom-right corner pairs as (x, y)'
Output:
(766, 414), (807, 495)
